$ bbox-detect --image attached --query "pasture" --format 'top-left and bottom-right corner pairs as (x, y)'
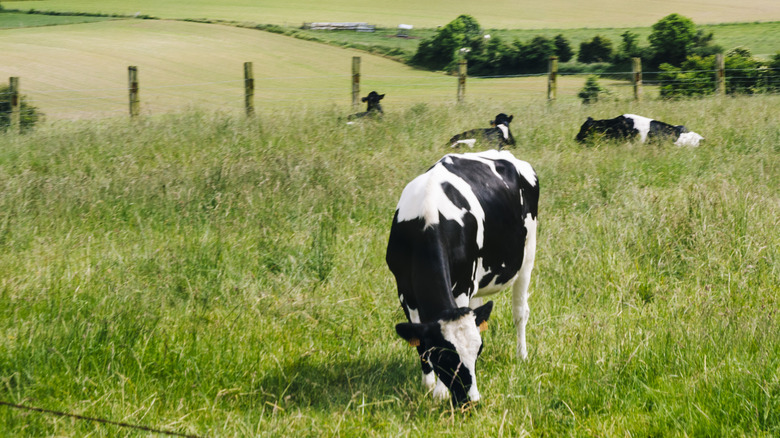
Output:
(0, 94), (778, 436)
(4, 0), (779, 28)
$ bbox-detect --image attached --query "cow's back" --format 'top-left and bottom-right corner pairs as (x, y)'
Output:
(387, 150), (538, 321)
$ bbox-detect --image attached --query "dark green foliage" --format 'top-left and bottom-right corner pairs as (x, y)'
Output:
(411, 14), (483, 71)
(659, 49), (773, 97)
(578, 75), (609, 104)
(554, 34), (574, 63)
(649, 13), (697, 66)
(0, 85), (42, 133)
(577, 35), (613, 63)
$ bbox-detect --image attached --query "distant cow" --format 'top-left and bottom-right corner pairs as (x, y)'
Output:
(576, 114), (703, 146)
(347, 91), (384, 122)
(387, 149), (539, 406)
(448, 113), (516, 150)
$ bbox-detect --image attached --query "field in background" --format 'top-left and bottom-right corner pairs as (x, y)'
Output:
(4, 0), (780, 28)
(0, 95), (778, 436)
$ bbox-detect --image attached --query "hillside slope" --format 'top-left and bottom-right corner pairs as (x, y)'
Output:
(4, 0), (780, 29)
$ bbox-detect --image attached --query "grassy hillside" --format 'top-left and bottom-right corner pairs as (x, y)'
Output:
(0, 19), (463, 120)
(4, 0), (780, 28)
(0, 94), (778, 436)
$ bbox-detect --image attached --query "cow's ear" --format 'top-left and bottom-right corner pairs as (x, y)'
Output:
(473, 301), (494, 331)
(362, 96), (368, 102)
(378, 94), (385, 99)
(507, 115), (513, 123)
(396, 322), (429, 347)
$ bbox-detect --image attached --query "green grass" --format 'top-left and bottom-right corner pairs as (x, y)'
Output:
(0, 11), (115, 29)
(4, 0), (780, 28)
(0, 94), (778, 436)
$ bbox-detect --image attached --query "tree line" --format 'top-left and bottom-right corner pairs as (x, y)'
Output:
(411, 14), (780, 96)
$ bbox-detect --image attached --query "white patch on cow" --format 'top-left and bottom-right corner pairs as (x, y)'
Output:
(497, 124), (509, 140)
(454, 293), (469, 308)
(439, 312), (482, 401)
(675, 131), (704, 147)
(422, 371), (436, 390)
(452, 139), (477, 148)
(513, 213), (537, 360)
(407, 307), (421, 324)
(433, 380), (450, 400)
(395, 159), (486, 247)
(624, 114), (652, 142)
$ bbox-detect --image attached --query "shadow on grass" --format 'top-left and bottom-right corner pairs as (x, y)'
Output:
(255, 352), (415, 409)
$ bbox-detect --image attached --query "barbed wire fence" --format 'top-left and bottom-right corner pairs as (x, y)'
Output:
(2, 56), (778, 131)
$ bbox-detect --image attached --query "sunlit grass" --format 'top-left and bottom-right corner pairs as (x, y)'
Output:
(0, 95), (778, 436)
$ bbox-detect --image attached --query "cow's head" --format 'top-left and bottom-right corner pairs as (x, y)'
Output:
(491, 113), (514, 127)
(396, 302), (493, 406)
(361, 91), (385, 112)
(675, 131), (704, 147)
(575, 117), (596, 142)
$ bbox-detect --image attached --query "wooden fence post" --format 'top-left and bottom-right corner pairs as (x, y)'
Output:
(632, 57), (642, 101)
(547, 56), (558, 101)
(352, 56), (360, 110)
(244, 62), (255, 117)
(128, 66), (139, 117)
(715, 53), (726, 95)
(9, 77), (20, 133)
(457, 59), (467, 103)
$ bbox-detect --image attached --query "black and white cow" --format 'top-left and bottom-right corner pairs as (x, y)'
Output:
(386, 149), (538, 406)
(347, 91), (384, 122)
(575, 114), (703, 146)
(448, 113), (516, 150)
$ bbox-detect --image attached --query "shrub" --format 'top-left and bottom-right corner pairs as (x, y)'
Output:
(578, 75), (610, 104)
(578, 35), (613, 63)
(0, 85), (43, 133)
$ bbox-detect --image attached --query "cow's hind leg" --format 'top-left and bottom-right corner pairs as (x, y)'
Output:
(513, 215), (537, 360)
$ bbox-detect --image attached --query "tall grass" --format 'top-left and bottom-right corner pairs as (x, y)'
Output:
(0, 95), (778, 436)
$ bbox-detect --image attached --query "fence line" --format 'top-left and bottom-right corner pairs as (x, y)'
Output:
(3, 57), (779, 129)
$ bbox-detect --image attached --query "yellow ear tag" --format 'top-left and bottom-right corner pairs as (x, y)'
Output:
(479, 321), (488, 332)
(408, 338), (420, 347)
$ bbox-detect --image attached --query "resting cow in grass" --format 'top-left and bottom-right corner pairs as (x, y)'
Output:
(347, 91), (384, 122)
(448, 113), (516, 150)
(575, 114), (703, 146)
(386, 149), (538, 406)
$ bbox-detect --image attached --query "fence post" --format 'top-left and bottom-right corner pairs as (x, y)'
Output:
(632, 57), (642, 101)
(547, 56), (558, 101)
(9, 77), (20, 133)
(244, 62), (255, 117)
(457, 59), (467, 103)
(352, 56), (360, 110)
(128, 66), (139, 117)
(715, 53), (726, 95)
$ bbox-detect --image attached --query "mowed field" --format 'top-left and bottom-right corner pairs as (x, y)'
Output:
(4, 0), (780, 28)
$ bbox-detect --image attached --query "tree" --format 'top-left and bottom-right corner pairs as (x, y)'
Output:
(649, 13), (697, 66)
(411, 15), (483, 71)
(577, 35), (613, 63)
(554, 34), (574, 63)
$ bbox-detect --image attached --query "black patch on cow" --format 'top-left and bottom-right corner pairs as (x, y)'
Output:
(576, 115), (638, 143)
(648, 120), (687, 142)
(448, 113), (516, 150)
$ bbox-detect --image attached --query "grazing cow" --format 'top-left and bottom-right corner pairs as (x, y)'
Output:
(576, 114), (703, 146)
(448, 113), (516, 150)
(347, 91), (384, 122)
(386, 149), (538, 406)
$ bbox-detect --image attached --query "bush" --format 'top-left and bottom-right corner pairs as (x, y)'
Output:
(658, 50), (770, 97)
(578, 76), (610, 104)
(0, 85), (43, 133)
(578, 35), (613, 63)
(411, 14), (483, 71)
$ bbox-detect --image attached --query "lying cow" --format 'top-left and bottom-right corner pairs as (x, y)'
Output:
(575, 114), (703, 146)
(386, 149), (539, 406)
(448, 113), (516, 150)
(347, 91), (384, 122)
